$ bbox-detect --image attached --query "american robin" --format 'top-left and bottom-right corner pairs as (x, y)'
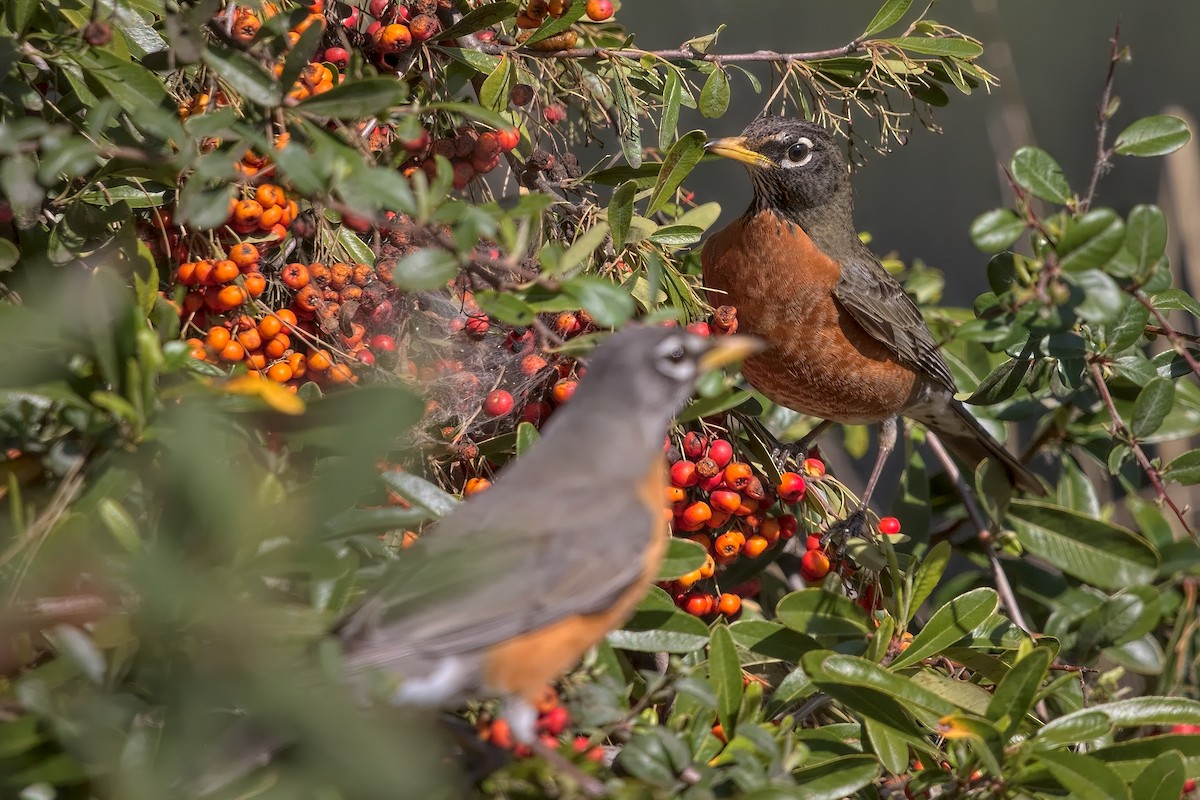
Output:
(333, 326), (758, 738)
(701, 117), (1043, 502)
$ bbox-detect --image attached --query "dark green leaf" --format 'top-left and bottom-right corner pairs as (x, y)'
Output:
(1125, 205), (1168, 271)
(1132, 376), (1175, 439)
(648, 224), (703, 246)
(1040, 749), (1130, 800)
(889, 588), (997, 670)
(1057, 208), (1125, 272)
(1105, 298), (1150, 352)
(907, 540), (950, 624)
(659, 70), (682, 151)
(520, 0), (587, 46)
(1165, 450), (1200, 485)
(610, 75), (643, 168)
(563, 276), (635, 327)
(478, 55), (513, 112)
(699, 68), (730, 118)
(965, 357), (1034, 405)
(986, 647), (1050, 735)
(296, 77), (409, 118)
(709, 624), (742, 736)
(789, 755), (881, 800)
(1114, 115), (1191, 157)
(472, 291), (536, 326)
(728, 620), (817, 662)
(437, 1), (519, 40)
(380, 470), (459, 518)
(862, 0), (913, 36)
(514, 421), (539, 459)
(886, 36), (983, 57)
(390, 248), (459, 290)
(609, 180), (637, 251)
(1008, 500), (1159, 591)
(1131, 751), (1186, 800)
(969, 208), (1025, 252)
(202, 45), (282, 107)
(816, 655), (958, 716)
(647, 130), (706, 214)
(657, 538), (707, 581)
(776, 588), (873, 639)
(1070, 268), (1124, 323)
(1011, 146), (1072, 204)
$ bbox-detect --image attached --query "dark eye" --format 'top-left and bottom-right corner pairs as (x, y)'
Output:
(668, 346), (686, 362)
(787, 141), (811, 163)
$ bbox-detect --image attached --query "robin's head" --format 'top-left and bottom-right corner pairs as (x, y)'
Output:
(566, 327), (761, 433)
(706, 117), (850, 219)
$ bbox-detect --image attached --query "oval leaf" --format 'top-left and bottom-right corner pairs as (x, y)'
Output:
(1132, 376), (1175, 439)
(699, 68), (730, 119)
(969, 208), (1025, 252)
(647, 130), (706, 214)
(296, 76), (409, 118)
(888, 588), (998, 670)
(1011, 146), (1072, 204)
(657, 538), (707, 581)
(1114, 115), (1191, 157)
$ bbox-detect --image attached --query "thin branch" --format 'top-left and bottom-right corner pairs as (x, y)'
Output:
(459, 41), (864, 65)
(1136, 293), (1200, 382)
(1088, 360), (1197, 541)
(1146, 325), (1200, 345)
(1080, 22), (1122, 214)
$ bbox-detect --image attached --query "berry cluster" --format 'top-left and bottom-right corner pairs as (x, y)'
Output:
(226, 183), (299, 241)
(478, 688), (604, 762)
(396, 123), (522, 190)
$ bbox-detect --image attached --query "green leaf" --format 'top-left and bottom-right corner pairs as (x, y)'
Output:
(563, 275), (634, 327)
(336, 226), (376, 266)
(1070, 268), (1124, 323)
(519, 0), (587, 46)
(177, 181), (236, 230)
(907, 540), (950, 624)
(657, 538), (707, 581)
(789, 755), (882, 800)
(1132, 376), (1175, 439)
(709, 624), (742, 735)
(98, 498), (141, 554)
(815, 655), (958, 716)
(515, 421), (539, 458)
(1125, 205), (1168, 271)
(1113, 115), (1191, 157)
(862, 0), (913, 37)
(728, 620), (817, 662)
(437, 1), (518, 40)
(0, 239), (18, 273)
(1008, 500), (1158, 591)
(1131, 751), (1187, 800)
(610, 76), (643, 168)
(472, 291), (535, 326)
(886, 36), (983, 58)
(965, 356), (1034, 405)
(202, 45), (282, 108)
(1038, 749), (1130, 800)
(380, 470), (460, 518)
(1078, 587), (1161, 653)
(647, 130), (706, 214)
(609, 181), (636, 251)
(478, 55), (513, 112)
(698, 68), (730, 118)
(72, 48), (171, 113)
(1058, 209), (1125, 272)
(659, 70), (682, 151)
(296, 77), (409, 118)
(390, 248), (459, 290)
(1010, 146), (1072, 204)
(776, 588), (873, 639)
(1165, 450), (1200, 485)
(969, 208), (1025, 252)
(986, 647), (1050, 735)
(611, 587), (709, 653)
(889, 588), (998, 670)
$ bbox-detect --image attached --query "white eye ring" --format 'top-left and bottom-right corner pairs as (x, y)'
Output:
(782, 137), (814, 168)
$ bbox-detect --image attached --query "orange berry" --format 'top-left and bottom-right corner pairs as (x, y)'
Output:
(232, 199), (264, 226)
(206, 326), (232, 351)
(698, 553), (716, 579)
(759, 518), (782, 545)
(264, 334), (290, 359)
(723, 462), (754, 492)
(212, 260), (239, 284)
(218, 341), (245, 362)
(676, 569), (703, 589)
(713, 531), (745, 558)
(176, 261), (197, 285)
(709, 489), (742, 514)
(275, 309), (297, 327)
(801, 550), (831, 581)
(236, 328), (262, 352)
(257, 315), (283, 339)
(282, 200), (299, 226)
(717, 593), (741, 616)
(287, 351), (306, 378)
(327, 363), (354, 383)
(193, 260), (214, 285)
(551, 378), (577, 404)
(258, 205), (283, 230)
(228, 243), (260, 268)
(664, 485), (686, 504)
(306, 349), (332, 372)
(242, 273), (266, 298)
(680, 501), (712, 527)
(266, 361), (293, 382)
(216, 284), (248, 310)
(280, 262), (310, 290)
(742, 535), (769, 558)
(245, 350), (267, 371)
(464, 477), (491, 496)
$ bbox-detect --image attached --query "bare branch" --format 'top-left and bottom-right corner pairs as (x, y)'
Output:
(455, 41), (865, 65)
(1080, 22), (1122, 213)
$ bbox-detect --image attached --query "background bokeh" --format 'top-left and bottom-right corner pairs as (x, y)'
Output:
(623, 0), (1200, 305)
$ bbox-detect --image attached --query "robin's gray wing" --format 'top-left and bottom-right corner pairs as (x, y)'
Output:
(832, 247), (957, 393)
(336, 473), (659, 675)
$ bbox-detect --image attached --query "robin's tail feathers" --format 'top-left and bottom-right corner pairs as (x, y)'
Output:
(912, 398), (1045, 496)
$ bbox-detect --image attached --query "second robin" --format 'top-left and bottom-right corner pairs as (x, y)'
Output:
(702, 116), (1043, 501)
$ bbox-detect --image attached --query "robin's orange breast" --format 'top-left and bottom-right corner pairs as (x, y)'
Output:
(481, 456), (669, 703)
(702, 211), (919, 425)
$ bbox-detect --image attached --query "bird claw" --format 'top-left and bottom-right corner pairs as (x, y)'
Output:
(824, 509), (867, 550)
(770, 441), (808, 473)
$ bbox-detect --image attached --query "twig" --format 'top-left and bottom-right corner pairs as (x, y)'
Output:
(1080, 22), (1122, 214)
(1137, 294), (1200, 382)
(1088, 360), (1197, 541)
(1147, 325), (1200, 345)
(458, 41), (865, 65)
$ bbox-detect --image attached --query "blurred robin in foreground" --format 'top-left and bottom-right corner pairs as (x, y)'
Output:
(702, 117), (1043, 503)
(192, 327), (760, 795)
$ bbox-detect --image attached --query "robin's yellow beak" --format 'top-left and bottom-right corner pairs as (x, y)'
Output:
(705, 136), (773, 168)
(699, 334), (764, 372)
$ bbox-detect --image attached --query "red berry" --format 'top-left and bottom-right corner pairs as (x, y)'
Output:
(805, 534), (822, 552)
(778, 514), (798, 540)
(543, 103), (567, 124)
(585, 0), (613, 21)
(709, 489), (742, 514)
(324, 47), (350, 69)
(680, 501), (712, 527)
(488, 718), (514, 750)
(802, 457), (826, 478)
(369, 334), (397, 352)
(800, 550), (831, 582)
(551, 378), (577, 404)
(483, 389), (514, 417)
(497, 127), (521, 151)
(537, 705), (570, 736)
(878, 516), (901, 535)
(685, 321), (711, 337)
(776, 471), (806, 504)
(521, 400), (552, 427)
(368, 0), (390, 18)
(451, 160), (476, 190)
(682, 431), (708, 460)
(670, 460), (699, 488)
(356, 348), (376, 365)
(707, 439), (734, 468)
(466, 314), (489, 335)
(698, 472), (724, 493)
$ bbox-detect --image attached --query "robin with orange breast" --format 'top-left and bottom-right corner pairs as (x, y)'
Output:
(702, 117), (1043, 504)
(191, 326), (760, 794)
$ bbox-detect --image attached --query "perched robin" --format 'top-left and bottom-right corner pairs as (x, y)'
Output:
(190, 326), (759, 794)
(702, 117), (1043, 502)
